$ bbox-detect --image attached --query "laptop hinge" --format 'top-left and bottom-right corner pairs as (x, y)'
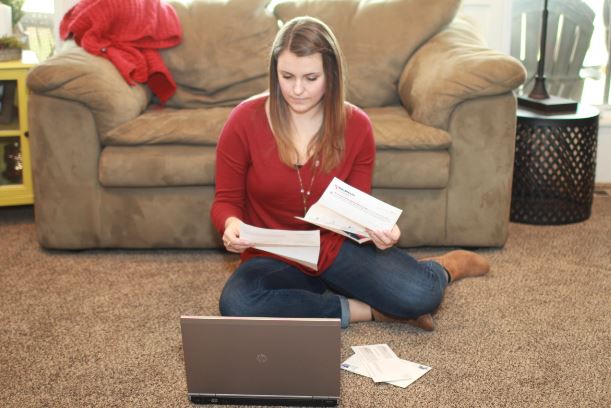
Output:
(188, 393), (338, 406)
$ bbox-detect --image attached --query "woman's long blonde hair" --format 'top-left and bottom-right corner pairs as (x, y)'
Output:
(269, 16), (346, 173)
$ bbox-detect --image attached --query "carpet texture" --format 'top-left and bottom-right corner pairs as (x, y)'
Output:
(0, 197), (610, 407)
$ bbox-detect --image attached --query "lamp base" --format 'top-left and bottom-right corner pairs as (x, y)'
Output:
(518, 94), (578, 114)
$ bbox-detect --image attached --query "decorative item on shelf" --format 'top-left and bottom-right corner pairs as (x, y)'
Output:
(2, 139), (22, 183)
(0, 0), (28, 59)
(0, 3), (12, 37)
(0, 0), (24, 28)
(517, 0), (578, 114)
(0, 35), (24, 61)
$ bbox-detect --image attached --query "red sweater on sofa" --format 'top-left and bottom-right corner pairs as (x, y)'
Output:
(60, 0), (182, 103)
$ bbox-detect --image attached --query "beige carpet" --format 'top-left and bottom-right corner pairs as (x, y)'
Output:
(1, 197), (610, 407)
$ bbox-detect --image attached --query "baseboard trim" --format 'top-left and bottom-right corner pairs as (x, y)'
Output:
(594, 183), (611, 196)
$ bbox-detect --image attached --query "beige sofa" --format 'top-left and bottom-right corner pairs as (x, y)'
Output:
(26, 0), (526, 249)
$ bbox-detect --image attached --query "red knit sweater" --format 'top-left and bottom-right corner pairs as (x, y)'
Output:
(210, 96), (376, 276)
(60, 0), (182, 102)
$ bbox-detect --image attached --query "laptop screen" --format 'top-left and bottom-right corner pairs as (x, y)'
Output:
(180, 316), (341, 406)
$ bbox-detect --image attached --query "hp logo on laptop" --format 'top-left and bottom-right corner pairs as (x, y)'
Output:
(256, 353), (268, 364)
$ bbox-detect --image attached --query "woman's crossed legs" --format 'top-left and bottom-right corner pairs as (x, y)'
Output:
(219, 240), (449, 329)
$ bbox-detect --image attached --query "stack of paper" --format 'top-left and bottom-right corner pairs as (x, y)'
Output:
(239, 223), (320, 270)
(341, 344), (431, 388)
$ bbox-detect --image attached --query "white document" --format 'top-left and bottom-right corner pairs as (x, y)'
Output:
(342, 354), (418, 388)
(346, 344), (432, 386)
(297, 177), (402, 243)
(239, 223), (320, 270)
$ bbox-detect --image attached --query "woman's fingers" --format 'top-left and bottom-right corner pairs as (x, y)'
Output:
(223, 236), (251, 253)
(367, 226), (400, 250)
(367, 229), (392, 250)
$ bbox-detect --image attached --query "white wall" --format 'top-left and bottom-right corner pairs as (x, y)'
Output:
(53, 0), (78, 51)
(461, 0), (513, 54)
(596, 119), (611, 183)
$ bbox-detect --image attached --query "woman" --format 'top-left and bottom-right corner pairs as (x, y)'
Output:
(210, 16), (489, 331)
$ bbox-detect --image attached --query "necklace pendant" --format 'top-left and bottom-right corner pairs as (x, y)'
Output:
(295, 157), (318, 217)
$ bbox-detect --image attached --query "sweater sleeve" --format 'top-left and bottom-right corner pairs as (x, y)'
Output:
(210, 106), (250, 234)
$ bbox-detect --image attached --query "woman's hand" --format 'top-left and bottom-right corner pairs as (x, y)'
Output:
(367, 224), (401, 250)
(222, 217), (252, 253)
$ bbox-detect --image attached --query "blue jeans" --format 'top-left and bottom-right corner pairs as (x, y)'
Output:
(219, 240), (449, 328)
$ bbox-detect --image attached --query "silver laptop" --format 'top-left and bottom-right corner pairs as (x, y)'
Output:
(180, 316), (341, 406)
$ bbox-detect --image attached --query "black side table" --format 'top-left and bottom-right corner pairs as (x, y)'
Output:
(510, 105), (599, 225)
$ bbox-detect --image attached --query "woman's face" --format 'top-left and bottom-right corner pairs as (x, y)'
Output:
(277, 50), (326, 116)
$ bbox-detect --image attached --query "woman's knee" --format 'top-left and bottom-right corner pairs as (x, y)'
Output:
(382, 279), (444, 317)
(218, 259), (269, 316)
(219, 278), (282, 317)
(219, 286), (255, 316)
(403, 295), (441, 316)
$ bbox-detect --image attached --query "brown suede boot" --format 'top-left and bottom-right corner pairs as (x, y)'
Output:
(371, 309), (434, 331)
(421, 250), (490, 282)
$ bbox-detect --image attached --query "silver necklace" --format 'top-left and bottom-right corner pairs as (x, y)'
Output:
(295, 159), (320, 216)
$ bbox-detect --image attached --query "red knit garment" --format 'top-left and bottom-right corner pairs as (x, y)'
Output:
(60, 0), (182, 103)
(210, 96), (376, 276)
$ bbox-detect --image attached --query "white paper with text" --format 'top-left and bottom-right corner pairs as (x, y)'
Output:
(342, 354), (421, 388)
(239, 223), (320, 270)
(297, 178), (402, 243)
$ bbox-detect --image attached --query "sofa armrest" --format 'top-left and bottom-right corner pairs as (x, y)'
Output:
(444, 92), (517, 246)
(28, 95), (104, 248)
(398, 16), (526, 130)
(26, 42), (151, 136)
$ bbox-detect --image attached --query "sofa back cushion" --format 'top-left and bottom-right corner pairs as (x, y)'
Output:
(365, 107), (451, 150)
(162, 0), (278, 108)
(273, 0), (461, 107)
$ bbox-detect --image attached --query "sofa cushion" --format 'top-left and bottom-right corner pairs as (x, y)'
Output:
(104, 105), (449, 151)
(103, 107), (232, 146)
(162, 0), (278, 108)
(99, 145), (448, 189)
(99, 145), (216, 187)
(273, 0), (461, 107)
(365, 107), (450, 150)
(374, 150), (449, 189)
(399, 16), (527, 130)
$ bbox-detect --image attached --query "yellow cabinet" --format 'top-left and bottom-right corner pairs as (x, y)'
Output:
(0, 51), (38, 206)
